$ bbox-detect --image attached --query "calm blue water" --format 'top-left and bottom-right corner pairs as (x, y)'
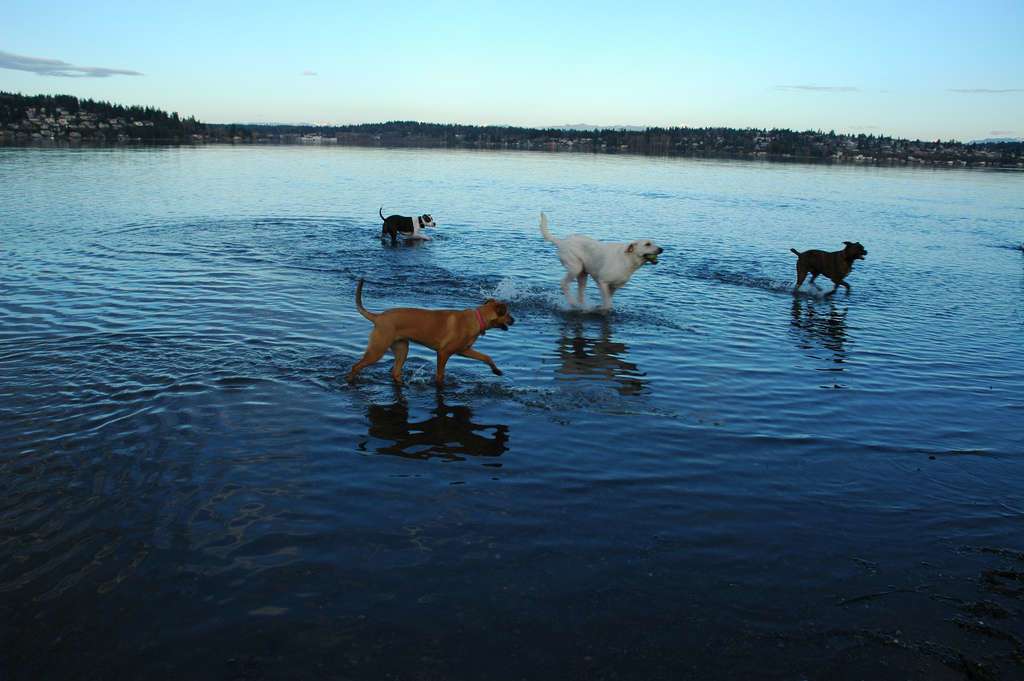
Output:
(2, 145), (1022, 680)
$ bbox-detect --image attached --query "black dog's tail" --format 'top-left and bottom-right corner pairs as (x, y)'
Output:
(379, 206), (386, 221)
(355, 279), (378, 321)
(790, 248), (801, 256)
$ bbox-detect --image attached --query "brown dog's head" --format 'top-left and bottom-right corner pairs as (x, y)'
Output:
(842, 241), (867, 261)
(482, 299), (515, 331)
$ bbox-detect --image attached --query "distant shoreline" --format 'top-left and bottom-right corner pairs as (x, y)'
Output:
(3, 138), (1023, 171)
(4, 92), (1023, 171)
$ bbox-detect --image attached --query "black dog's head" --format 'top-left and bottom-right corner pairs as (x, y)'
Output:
(843, 241), (867, 261)
(421, 214), (436, 228)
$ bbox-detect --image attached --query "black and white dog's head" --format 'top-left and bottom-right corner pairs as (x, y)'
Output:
(419, 214), (437, 229)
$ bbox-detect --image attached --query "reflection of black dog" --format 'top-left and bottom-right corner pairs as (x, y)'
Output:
(365, 392), (508, 461)
(553, 317), (647, 395)
(791, 298), (848, 363)
(379, 207), (436, 244)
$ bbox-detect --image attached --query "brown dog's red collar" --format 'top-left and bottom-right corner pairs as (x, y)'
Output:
(474, 308), (487, 333)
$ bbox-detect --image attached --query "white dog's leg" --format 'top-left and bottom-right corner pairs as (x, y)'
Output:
(598, 281), (614, 312)
(561, 272), (577, 307)
(576, 273), (587, 307)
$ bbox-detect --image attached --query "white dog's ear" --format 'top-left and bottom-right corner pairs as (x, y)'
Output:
(626, 243), (635, 253)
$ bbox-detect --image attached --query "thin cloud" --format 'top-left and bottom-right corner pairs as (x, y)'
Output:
(948, 88), (1022, 94)
(301, 70), (318, 76)
(775, 85), (859, 92)
(990, 130), (1014, 135)
(0, 49), (142, 78)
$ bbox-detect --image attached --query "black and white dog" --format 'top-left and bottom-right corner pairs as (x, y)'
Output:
(379, 207), (436, 244)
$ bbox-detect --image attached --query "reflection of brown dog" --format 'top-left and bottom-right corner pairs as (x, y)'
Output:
(791, 241), (868, 295)
(345, 279), (515, 385)
(366, 394), (509, 460)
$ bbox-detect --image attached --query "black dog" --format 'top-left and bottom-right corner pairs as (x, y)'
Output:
(379, 207), (436, 244)
(791, 241), (868, 296)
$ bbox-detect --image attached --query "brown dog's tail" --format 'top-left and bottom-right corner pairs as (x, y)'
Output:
(379, 206), (386, 221)
(790, 248), (801, 256)
(355, 279), (378, 321)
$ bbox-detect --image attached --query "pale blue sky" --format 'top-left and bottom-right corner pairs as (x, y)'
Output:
(2, 0), (1021, 140)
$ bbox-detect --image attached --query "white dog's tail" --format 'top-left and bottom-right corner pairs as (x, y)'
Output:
(539, 212), (559, 244)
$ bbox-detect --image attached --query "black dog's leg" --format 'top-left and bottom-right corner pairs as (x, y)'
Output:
(841, 281), (851, 294)
(825, 282), (841, 296)
(794, 264), (809, 293)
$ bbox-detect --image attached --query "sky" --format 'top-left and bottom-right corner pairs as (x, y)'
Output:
(1, 0), (1022, 141)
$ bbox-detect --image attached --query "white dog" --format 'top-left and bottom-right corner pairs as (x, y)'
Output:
(539, 212), (664, 311)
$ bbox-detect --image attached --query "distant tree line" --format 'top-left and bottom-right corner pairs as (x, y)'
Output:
(0, 91), (203, 141)
(2, 92), (1021, 167)
(216, 120), (1024, 166)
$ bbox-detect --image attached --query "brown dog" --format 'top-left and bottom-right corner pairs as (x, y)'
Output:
(791, 241), (868, 295)
(345, 279), (515, 385)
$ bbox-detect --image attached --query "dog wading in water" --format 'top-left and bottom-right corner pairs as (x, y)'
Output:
(346, 279), (515, 386)
(539, 212), (664, 311)
(379, 207), (436, 244)
(791, 241), (868, 295)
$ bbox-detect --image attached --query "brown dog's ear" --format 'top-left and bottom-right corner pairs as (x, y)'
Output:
(484, 298), (496, 304)
(626, 243), (635, 253)
(843, 241), (853, 246)
(496, 303), (508, 316)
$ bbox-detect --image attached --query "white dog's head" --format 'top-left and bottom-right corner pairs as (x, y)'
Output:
(626, 239), (664, 265)
(420, 214), (436, 228)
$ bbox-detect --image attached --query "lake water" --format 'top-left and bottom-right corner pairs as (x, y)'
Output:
(2, 145), (1022, 680)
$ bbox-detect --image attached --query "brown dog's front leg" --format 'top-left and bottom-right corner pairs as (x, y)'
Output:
(435, 350), (453, 385)
(458, 348), (503, 376)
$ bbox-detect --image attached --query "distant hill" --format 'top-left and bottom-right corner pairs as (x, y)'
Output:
(0, 90), (203, 142)
(558, 123), (648, 132)
(970, 137), (1023, 144)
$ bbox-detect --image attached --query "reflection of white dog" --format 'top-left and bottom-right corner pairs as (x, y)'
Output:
(539, 212), (664, 311)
